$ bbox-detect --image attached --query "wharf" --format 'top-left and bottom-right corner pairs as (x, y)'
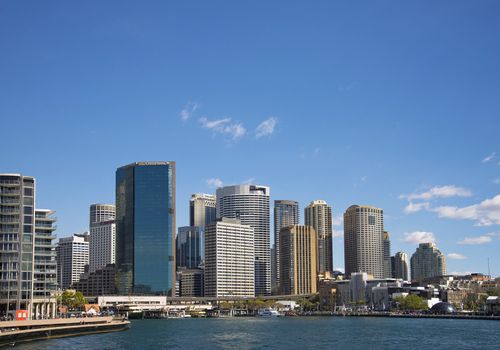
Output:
(0, 316), (130, 347)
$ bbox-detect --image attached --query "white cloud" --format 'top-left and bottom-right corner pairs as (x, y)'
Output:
(400, 185), (472, 201)
(450, 271), (472, 276)
(255, 117), (277, 138)
(361, 176), (368, 182)
(206, 178), (223, 189)
(180, 102), (199, 121)
(492, 178), (500, 185)
(457, 235), (492, 245)
(447, 253), (467, 260)
(333, 267), (345, 273)
(404, 202), (430, 214)
(402, 231), (436, 244)
(431, 194), (500, 226)
(333, 215), (343, 227)
(333, 230), (344, 238)
(242, 177), (255, 184)
(199, 117), (246, 140)
(482, 152), (496, 163)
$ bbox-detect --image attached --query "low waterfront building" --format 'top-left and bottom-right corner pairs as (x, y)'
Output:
(71, 264), (117, 297)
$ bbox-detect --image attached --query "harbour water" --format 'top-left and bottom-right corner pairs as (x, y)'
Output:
(10, 317), (500, 350)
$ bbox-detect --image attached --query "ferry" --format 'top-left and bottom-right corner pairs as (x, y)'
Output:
(257, 308), (280, 317)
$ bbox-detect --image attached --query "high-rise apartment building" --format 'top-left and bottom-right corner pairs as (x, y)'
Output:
(204, 218), (255, 298)
(1, 174), (57, 319)
(189, 193), (216, 229)
(89, 204), (115, 228)
(279, 225), (317, 295)
(410, 243), (446, 282)
(305, 200), (333, 274)
(115, 161), (176, 295)
(344, 205), (384, 279)
(273, 200), (299, 290)
(176, 226), (204, 269)
(216, 185), (270, 296)
(383, 231), (392, 278)
(393, 251), (409, 281)
(56, 233), (89, 290)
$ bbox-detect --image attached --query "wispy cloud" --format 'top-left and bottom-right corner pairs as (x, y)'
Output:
(401, 231), (436, 244)
(482, 152), (496, 163)
(493, 178), (500, 185)
(206, 178), (223, 189)
(333, 229), (344, 238)
(431, 194), (500, 226)
(199, 117), (246, 140)
(360, 176), (368, 182)
(180, 102), (199, 121)
(333, 215), (343, 227)
(242, 177), (255, 184)
(447, 253), (467, 260)
(404, 202), (430, 214)
(255, 117), (278, 138)
(400, 185), (472, 201)
(457, 235), (492, 245)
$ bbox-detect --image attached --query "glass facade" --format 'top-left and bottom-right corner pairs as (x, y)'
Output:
(116, 162), (175, 296)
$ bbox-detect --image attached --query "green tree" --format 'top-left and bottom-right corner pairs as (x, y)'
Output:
(393, 294), (428, 311)
(58, 290), (87, 310)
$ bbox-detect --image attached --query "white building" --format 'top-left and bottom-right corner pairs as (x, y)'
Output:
(89, 204), (115, 228)
(204, 218), (255, 298)
(216, 185), (270, 296)
(89, 220), (116, 273)
(56, 233), (89, 290)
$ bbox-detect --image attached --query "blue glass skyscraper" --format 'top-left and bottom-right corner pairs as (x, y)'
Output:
(115, 161), (176, 295)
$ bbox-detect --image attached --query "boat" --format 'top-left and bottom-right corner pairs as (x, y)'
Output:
(257, 308), (280, 317)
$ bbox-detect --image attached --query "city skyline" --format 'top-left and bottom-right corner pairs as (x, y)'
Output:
(1, 1), (500, 277)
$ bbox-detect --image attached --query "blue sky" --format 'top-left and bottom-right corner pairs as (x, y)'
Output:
(1, 1), (500, 276)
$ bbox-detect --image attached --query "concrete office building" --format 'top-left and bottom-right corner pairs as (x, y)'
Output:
(176, 226), (204, 269)
(189, 193), (216, 229)
(0, 174), (58, 319)
(305, 200), (333, 274)
(383, 231), (392, 278)
(178, 268), (204, 297)
(204, 218), (255, 298)
(344, 205), (384, 279)
(116, 161), (176, 295)
(279, 225), (317, 295)
(89, 204), (115, 228)
(89, 219), (116, 273)
(216, 185), (270, 296)
(273, 200), (299, 290)
(411, 243), (446, 283)
(71, 263), (117, 297)
(56, 233), (89, 290)
(393, 251), (409, 281)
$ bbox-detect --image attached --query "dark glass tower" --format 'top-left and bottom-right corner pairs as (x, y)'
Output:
(116, 162), (176, 295)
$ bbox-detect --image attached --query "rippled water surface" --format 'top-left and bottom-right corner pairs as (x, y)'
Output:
(11, 317), (500, 350)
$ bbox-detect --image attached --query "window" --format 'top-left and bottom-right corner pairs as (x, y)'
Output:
(368, 216), (375, 225)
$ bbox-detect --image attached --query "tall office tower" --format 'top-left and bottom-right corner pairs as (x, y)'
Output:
(0, 174), (36, 317)
(33, 210), (58, 301)
(176, 226), (204, 269)
(273, 200), (299, 290)
(216, 185), (270, 296)
(204, 218), (255, 298)
(279, 225), (317, 295)
(189, 193), (216, 229)
(89, 204), (115, 228)
(305, 200), (333, 274)
(116, 161), (176, 295)
(393, 251), (409, 281)
(410, 243), (446, 283)
(383, 231), (392, 278)
(56, 233), (89, 290)
(344, 205), (384, 279)
(89, 220), (116, 273)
